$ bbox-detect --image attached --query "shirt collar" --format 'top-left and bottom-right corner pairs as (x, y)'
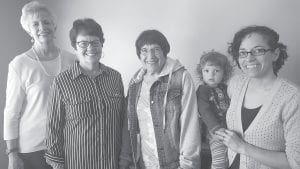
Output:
(71, 61), (109, 80)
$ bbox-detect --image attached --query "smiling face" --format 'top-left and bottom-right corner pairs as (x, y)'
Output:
(202, 62), (224, 87)
(28, 10), (56, 44)
(139, 44), (166, 75)
(238, 33), (278, 79)
(75, 34), (103, 67)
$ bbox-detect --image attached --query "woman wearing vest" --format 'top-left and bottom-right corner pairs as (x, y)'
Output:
(119, 30), (201, 169)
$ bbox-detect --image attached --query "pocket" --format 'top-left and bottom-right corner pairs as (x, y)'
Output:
(65, 96), (97, 120)
(107, 91), (124, 113)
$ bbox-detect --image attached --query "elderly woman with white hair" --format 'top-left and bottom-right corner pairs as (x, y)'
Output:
(3, 1), (74, 169)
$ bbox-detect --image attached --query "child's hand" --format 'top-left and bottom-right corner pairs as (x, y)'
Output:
(209, 126), (225, 140)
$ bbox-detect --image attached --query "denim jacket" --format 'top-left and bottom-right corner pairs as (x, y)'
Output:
(120, 58), (201, 169)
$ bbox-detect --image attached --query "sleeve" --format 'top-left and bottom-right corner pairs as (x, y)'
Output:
(119, 94), (134, 168)
(3, 64), (25, 140)
(282, 92), (300, 168)
(196, 85), (222, 132)
(179, 71), (201, 169)
(45, 78), (66, 165)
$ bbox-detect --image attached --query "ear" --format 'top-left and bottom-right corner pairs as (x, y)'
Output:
(272, 48), (280, 61)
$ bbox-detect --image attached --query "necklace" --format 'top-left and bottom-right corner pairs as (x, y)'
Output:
(32, 47), (62, 76)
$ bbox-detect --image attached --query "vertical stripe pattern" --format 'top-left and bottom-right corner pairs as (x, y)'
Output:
(46, 62), (124, 169)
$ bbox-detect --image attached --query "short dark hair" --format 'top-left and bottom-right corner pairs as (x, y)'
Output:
(196, 50), (232, 83)
(228, 25), (288, 75)
(135, 30), (170, 58)
(69, 18), (105, 49)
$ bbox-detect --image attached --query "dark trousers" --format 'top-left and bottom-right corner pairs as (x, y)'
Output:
(19, 150), (52, 169)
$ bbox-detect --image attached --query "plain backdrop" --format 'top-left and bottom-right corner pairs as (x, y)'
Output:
(1, 0), (300, 167)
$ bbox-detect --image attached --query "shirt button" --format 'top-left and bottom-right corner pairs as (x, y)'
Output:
(151, 101), (154, 104)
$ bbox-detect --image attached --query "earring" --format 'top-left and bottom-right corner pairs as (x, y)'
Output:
(31, 37), (35, 43)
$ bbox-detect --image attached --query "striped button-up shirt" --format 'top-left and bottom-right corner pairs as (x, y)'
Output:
(45, 61), (125, 169)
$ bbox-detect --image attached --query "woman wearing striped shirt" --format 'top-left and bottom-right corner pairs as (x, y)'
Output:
(45, 18), (125, 169)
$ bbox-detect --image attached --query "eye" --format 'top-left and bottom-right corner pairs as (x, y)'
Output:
(203, 69), (209, 73)
(238, 51), (247, 57)
(252, 48), (265, 55)
(32, 22), (39, 27)
(140, 48), (148, 53)
(215, 69), (220, 73)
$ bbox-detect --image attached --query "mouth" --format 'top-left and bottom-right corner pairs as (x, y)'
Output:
(146, 60), (158, 64)
(245, 64), (259, 69)
(38, 32), (51, 36)
(85, 53), (99, 57)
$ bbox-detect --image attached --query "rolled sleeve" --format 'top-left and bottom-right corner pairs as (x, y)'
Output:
(282, 92), (300, 168)
(3, 64), (25, 140)
(45, 79), (65, 164)
(179, 71), (201, 169)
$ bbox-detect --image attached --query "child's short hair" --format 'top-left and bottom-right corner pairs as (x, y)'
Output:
(196, 50), (233, 83)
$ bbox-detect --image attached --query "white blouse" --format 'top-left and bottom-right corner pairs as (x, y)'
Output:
(3, 49), (75, 153)
(137, 79), (160, 169)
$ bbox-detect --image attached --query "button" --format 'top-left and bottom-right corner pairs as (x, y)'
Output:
(151, 101), (154, 104)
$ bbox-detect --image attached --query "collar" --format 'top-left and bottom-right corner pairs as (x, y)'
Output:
(71, 61), (109, 80)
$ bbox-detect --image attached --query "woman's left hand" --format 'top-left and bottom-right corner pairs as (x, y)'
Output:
(215, 129), (247, 154)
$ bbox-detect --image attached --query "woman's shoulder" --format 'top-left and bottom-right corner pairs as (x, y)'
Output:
(278, 78), (300, 99)
(9, 50), (34, 70)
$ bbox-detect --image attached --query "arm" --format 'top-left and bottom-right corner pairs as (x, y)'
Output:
(4, 64), (25, 169)
(216, 129), (291, 169)
(215, 92), (300, 169)
(118, 77), (133, 169)
(45, 79), (66, 168)
(196, 86), (223, 133)
(119, 106), (133, 169)
(179, 71), (201, 169)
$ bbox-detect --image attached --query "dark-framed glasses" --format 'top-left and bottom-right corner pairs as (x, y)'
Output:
(76, 40), (102, 48)
(140, 47), (163, 56)
(238, 48), (273, 59)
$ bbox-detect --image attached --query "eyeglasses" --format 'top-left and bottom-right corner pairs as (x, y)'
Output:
(140, 47), (163, 56)
(76, 40), (102, 48)
(238, 48), (273, 59)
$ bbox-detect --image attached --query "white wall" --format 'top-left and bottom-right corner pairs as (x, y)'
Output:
(48, 0), (300, 90)
(1, 0), (300, 167)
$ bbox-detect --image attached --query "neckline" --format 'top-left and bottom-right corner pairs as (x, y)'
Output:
(32, 47), (62, 76)
(238, 77), (282, 135)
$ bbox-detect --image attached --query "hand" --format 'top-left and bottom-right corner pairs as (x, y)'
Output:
(210, 127), (225, 140)
(215, 129), (247, 154)
(8, 152), (24, 169)
(53, 166), (64, 169)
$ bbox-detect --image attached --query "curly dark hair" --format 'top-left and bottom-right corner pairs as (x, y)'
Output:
(69, 18), (105, 49)
(196, 50), (233, 84)
(135, 29), (170, 58)
(228, 25), (288, 75)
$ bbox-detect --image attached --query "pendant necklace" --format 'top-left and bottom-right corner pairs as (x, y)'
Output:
(32, 47), (62, 76)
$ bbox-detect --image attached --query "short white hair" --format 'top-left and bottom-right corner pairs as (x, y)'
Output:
(20, 1), (56, 33)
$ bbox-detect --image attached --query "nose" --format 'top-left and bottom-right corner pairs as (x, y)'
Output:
(245, 53), (256, 62)
(39, 22), (46, 31)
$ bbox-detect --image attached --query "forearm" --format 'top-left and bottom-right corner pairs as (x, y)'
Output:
(6, 139), (18, 150)
(241, 142), (291, 169)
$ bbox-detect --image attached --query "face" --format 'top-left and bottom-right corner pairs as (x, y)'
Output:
(28, 10), (56, 44)
(238, 33), (278, 78)
(202, 62), (224, 87)
(139, 44), (166, 75)
(75, 34), (103, 66)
